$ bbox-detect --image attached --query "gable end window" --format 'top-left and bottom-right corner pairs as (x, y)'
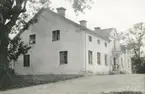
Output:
(88, 36), (92, 42)
(60, 51), (68, 65)
(52, 30), (60, 41)
(29, 34), (36, 44)
(97, 39), (100, 44)
(23, 54), (30, 67)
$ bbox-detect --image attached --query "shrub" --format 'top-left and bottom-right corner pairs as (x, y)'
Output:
(120, 71), (126, 74)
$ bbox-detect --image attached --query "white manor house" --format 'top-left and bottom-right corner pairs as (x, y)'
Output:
(11, 7), (132, 75)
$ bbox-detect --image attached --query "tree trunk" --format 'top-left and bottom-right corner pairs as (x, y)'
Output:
(0, 23), (10, 89)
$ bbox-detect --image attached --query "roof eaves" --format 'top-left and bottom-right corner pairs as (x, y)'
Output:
(45, 9), (110, 41)
(13, 8), (110, 41)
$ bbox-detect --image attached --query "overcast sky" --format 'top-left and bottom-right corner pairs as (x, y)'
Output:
(50, 0), (145, 32)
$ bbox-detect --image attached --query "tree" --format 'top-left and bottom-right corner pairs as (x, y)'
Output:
(120, 22), (145, 73)
(0, 0), (93, 89)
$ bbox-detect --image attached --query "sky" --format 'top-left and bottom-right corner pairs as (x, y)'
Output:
(49, 0), (145, 32)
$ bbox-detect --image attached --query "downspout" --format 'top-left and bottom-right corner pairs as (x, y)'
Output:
(84, 29), (87, 73)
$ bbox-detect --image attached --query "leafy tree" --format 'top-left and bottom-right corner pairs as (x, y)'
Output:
(0, 0), (93, 89)
(120, 22), (145, 73)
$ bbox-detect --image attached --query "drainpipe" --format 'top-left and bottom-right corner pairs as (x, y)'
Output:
(84, 29), (87, 73)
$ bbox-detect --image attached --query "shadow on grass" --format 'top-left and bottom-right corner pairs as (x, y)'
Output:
(0, 74), (84, 91)
(102, 91), (143, 94)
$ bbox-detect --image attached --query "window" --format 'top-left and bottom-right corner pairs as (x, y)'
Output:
(97, 39), (100, 44)
(29, 34), (36, 44)
(114, 58), (116, 66)
(60, 51), (68, 64)
(97, 52), (101, 64)
(52, 30), (60, 41)
(88, 50), (93, 64)
(23, 54), (30, 67)
(88, 36), (92, 42)
(105, 54), (108, 65)
(105, 42), (107, 47)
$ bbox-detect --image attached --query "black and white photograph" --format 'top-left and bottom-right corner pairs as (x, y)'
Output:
(0, 0), (145, 94)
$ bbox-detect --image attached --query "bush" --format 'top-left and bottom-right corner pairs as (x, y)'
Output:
(120, 71), (126, 74)
(109, 71), (115, 75)
(132, 57), (145, 73)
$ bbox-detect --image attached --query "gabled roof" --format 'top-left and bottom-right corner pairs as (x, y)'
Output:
(101, 28), (120, 40)
(98, 29), (111, 38)
(101, 28), (114, 32)
(14, 8), (110, 41)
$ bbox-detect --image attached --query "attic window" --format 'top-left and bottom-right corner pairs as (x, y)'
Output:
(29, 34), (36, 44)
(52, 30), (60, 41)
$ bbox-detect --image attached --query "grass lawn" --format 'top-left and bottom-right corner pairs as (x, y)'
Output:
(0, 74), (84, 91)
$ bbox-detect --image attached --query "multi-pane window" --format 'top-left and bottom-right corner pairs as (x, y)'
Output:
(88, 36), (92, 42)
(23, 54), (30, 67)
(52, 30), (60, 41)
(114, 58), (116, 66)
(105, 42), (107, 47)
(60, 51), (68, 64)
(88, 50), (93, 64)
(97, 52), (101, 64)
(97, 39), (100, 44)
(105, 54), (108, 65)
(29, 34), (36, 44)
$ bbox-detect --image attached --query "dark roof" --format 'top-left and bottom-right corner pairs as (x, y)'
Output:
(101, 28), (120, 40)
(99, 29), (111, 38)
(45, 9), (110, 41)
(13, 8), (110, 41)
(101, 28), (114, 32)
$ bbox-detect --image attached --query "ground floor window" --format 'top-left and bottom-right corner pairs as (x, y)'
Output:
(97, 52), (101, 65)
(114, 58), (116, 66)
(23, 54), (30, 67)
(88, 50), (93, 64)
(60, 51), (68, 64)
(105, 54), (108, 66)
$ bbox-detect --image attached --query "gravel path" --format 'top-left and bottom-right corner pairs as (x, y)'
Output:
(1, 74), (145, 94)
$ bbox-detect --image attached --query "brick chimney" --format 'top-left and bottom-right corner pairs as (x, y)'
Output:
(56, 7), (66, 17)
(79, 20), (87, 27)
(94, 27), (101, 31)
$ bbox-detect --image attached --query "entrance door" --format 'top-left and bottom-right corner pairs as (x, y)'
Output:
(113, 58), (116, 71)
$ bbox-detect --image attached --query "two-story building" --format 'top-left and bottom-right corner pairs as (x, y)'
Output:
(12, 7), (132, 75)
